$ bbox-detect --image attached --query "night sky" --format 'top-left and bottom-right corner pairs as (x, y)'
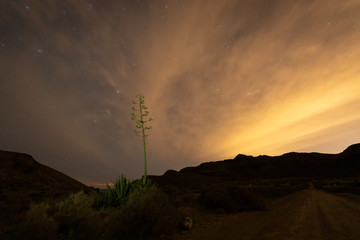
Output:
(1, 0), (360, 186)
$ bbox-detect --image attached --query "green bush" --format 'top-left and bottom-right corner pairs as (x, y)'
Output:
(199, 185), (235, 212)
(51, 191), (97, 239)
(199, 184), (265, 213)
(19, 191), (102, 240)
(13, 180), (181, 239)
(19, 201), (59, 239)
(313, 178), (360, 195)
(105, 184), (182, 239)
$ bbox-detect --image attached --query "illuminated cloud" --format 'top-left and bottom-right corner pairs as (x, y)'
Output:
(1, 0), (359, 185)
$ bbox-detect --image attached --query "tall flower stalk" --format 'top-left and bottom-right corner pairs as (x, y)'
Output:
(131, 93), (153, 185)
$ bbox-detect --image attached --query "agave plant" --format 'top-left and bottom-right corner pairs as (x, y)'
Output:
(131, 93), (153, 186)
(93, 175), (133, 209)
(112, 175), (131, 200)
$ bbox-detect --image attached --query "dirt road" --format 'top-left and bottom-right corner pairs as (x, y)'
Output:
(174, 187), (360, 240)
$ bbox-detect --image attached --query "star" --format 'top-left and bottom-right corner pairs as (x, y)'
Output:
(116, 90), (120, 94)
(37, 49), (43, 53)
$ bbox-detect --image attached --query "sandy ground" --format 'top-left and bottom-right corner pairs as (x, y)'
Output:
(174, 185), (360, 240)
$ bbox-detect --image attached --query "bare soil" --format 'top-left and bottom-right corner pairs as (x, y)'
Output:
(173, 185), (360, 240)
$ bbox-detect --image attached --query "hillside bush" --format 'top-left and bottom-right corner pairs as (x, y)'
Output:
(199, 184), (265, 213)
(15, 184), (181, 239)
(19, 201), (59, 239)
(51, 191), (98, 239)
(313, 178), (360, 195)
(19, 191), (103, 239)
(105, 184), (182, 239)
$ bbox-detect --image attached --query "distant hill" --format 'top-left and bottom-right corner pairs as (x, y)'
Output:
(0, 150), (91, 221)
(150, 143), (360, 188)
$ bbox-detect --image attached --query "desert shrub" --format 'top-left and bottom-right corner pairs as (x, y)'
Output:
(14, 181), (181, 239)
(229, 185), (266, 211)
(93, 175), (152, 209)
(51, 191), (97, 239)
(105, 184), (182, 239)
(18, 191), (102, 240)
(252, 184), (288, 198)
(313, 178), (360, 195)
(161, 185), (199, 208)
(199, 185), (235, 212)
(199, 184), (265, 213)
(250, 180), (308, 199)
(18, 201), (59, 239)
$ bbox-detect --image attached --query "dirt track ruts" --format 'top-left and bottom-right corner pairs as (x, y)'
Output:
(174, 186), (360, 240)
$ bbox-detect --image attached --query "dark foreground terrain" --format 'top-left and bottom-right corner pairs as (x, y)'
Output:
(0, 144), (359, 239)
(173, 185), (360, 240)
(0, 150), (92, 230)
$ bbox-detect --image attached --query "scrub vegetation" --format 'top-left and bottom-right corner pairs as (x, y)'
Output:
(12, 182), (181, 240)
(4, 176), (347, 239)
(2, 177), (312, 239)
(313, 177), (360, 195)
(160, 178), (309, 214)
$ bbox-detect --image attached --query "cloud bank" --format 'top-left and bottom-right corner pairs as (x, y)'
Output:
(1, 0), (360, 185)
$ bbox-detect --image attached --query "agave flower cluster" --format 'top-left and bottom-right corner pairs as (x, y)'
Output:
(130, 93), (153, 185)
(94, 94), (154, 209)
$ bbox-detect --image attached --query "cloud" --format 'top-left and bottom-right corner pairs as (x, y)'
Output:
(1, 0), (360, 184)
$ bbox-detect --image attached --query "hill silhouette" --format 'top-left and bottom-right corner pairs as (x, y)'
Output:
(150, 143), (360, 188)
(0, 150), (91, 222)
(2, 144), (359, 224)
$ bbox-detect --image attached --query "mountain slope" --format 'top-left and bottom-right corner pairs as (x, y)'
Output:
(0, 150), (91, 221)
(150, 143), (360, 187)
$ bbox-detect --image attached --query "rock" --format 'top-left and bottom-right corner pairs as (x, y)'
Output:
(181, 216), (193, 232)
